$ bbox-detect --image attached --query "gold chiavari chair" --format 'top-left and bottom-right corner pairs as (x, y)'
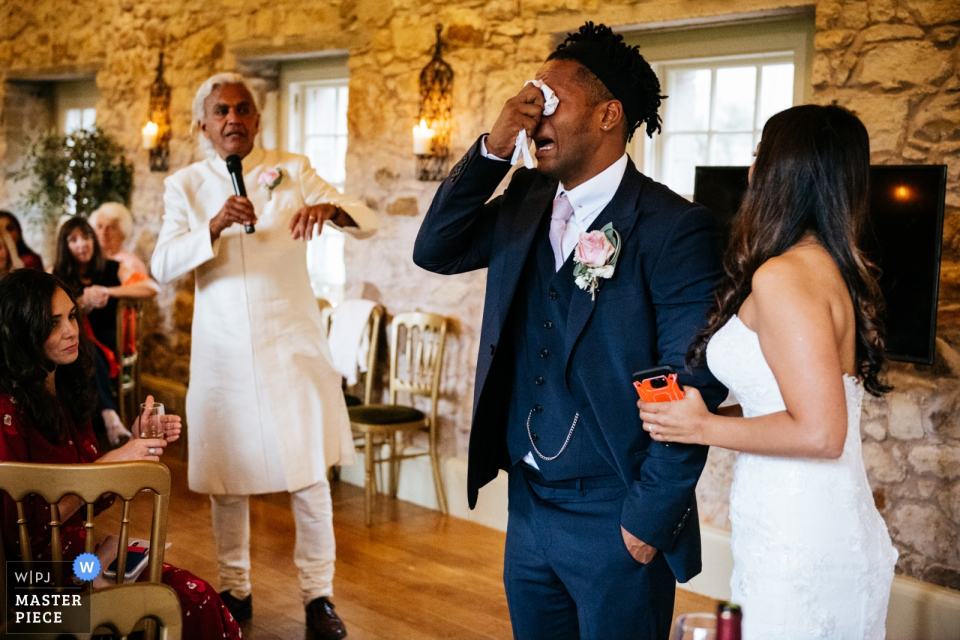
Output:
(35, 582), (183, 640)
(317, 298), (335, 335)
(0, 461), (171, 637)
(348, 312), (448, 525)
(115, 298), (144, 427)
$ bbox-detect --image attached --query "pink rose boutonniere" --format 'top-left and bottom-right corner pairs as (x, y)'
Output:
(573, 223), (621, 300)
(257, 167), (283, 200)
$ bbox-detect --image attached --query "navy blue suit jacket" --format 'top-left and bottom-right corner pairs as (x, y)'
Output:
(413, 138), (726, 582)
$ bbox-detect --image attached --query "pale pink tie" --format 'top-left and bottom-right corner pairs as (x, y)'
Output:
(549, 193), (575, 271)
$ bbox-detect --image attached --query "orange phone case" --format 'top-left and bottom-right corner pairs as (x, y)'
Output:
(633, 373), (686, 403)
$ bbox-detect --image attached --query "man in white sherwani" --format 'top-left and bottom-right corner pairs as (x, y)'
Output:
(151, 72), (376, 640)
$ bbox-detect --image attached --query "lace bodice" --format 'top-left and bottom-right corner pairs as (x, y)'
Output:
(705, 316), (896, 640)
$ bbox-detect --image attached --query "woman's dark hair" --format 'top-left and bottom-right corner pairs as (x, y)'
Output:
(53, 217), (105, 294)
(688, 104), (890, 396)
(0, 270), (98, 443)
(0, 210), (40, 259)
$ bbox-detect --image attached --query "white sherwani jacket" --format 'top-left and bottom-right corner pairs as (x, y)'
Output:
(151, 148), (376, 495)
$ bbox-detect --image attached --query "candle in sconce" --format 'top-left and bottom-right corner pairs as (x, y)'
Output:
(412, 119), (435, 155)
(141, 122), (159, 150)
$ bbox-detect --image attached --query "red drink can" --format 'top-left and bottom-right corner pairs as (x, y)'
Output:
(716, 602), (742, 640)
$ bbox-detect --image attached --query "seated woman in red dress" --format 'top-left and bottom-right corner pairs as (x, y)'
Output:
(0, 269), (241, 640)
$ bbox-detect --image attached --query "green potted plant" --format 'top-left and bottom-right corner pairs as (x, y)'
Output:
(8, 126), (134, 223)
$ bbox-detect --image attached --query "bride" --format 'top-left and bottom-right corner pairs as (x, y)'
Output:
(638, 104), (897, 639)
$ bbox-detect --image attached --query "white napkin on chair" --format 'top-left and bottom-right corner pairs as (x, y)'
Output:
(511, 80), (559, 169)
(328, 299), (378, 385)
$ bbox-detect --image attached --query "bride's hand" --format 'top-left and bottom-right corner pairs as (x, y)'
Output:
(638, 387), (710, 445)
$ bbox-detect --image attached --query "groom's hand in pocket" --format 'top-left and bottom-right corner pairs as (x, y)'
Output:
(621, 526), (658, 564)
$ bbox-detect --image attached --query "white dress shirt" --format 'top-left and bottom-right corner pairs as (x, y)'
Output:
(481, 137), (629, 469)
(549, 155), (629, 269)
(481, 137), (628, 269)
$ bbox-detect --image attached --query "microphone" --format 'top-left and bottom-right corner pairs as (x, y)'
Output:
(225, 154), (255, 234)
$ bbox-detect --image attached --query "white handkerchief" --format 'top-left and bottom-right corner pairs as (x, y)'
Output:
(511, 80), (559, 169)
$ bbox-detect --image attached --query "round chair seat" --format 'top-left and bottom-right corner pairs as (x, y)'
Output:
(349, 405), (425, 427)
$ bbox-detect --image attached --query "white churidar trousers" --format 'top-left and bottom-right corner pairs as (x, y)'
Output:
(210, 478), (336, 606)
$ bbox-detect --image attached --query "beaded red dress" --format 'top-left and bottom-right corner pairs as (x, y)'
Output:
(0, 395), (242, 639)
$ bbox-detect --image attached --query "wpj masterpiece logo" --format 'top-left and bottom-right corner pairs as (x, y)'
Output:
(5, 554), (97, 634)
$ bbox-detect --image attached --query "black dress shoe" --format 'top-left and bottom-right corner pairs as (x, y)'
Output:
(219, 590), (252, 623)
(305, 597), (347, 639)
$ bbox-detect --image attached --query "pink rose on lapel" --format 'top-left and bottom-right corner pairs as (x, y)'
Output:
(575, 231), (615, 267)
(257, 167), (283, 200)
(573, 224), (621, 300)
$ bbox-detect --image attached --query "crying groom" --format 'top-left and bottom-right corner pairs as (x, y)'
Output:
(413, 22), (727, 640)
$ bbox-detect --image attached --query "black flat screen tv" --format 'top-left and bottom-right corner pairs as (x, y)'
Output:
(693, 165), (948, 364)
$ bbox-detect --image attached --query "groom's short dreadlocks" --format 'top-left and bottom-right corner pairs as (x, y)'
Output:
(549, 22), (666, 141)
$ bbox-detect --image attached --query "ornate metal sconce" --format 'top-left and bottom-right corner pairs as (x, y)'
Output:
(414, 25), (453, 181)
(142, 52), (171, 172)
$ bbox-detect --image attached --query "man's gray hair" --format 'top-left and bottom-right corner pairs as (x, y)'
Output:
(191, 72), (262, 158)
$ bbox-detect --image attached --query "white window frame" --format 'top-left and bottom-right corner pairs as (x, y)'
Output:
(647, 52), (796, 197)
(286, 78), (350, 192)
(623, 16), (814, 195)
(278, 56), (351, 303)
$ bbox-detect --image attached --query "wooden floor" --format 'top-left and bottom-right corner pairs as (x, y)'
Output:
(101, 441), (719, 639)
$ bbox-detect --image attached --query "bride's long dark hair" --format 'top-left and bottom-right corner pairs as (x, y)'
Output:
(688, 104), (890, 396)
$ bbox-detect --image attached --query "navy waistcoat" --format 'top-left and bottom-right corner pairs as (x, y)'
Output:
(506, 210), (616, 481)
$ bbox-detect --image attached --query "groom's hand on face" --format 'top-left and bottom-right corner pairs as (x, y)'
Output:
(621, 526), (658, 564)
(486, 83), (546, 159)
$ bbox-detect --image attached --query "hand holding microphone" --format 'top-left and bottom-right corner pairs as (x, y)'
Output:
(209, 154), (258, 242)
(226, 154), (256, 234)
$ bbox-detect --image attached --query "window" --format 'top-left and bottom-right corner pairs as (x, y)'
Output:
(655, 55), (794, 197)
(624, 14), (814, 198)
(55, 80), (99, 134)
(280, 56), (351, 302)
(64, 107), (96, 134)
(292, 82), (349, 191)
(55, 80), (100, 214)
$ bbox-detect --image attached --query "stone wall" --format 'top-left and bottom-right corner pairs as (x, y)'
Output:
(0, 0), (958, 590)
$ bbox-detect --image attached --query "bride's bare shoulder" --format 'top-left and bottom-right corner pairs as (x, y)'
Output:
(752, 243), (843, 300)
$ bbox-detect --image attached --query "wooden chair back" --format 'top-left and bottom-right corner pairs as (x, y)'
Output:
(327, 302), (384, 405)
(359, 305), (384, 405)
(317, 298), (334, 328)
(0, 461), (170, 607)
(34, 583), (183, 640)
(388, 312), (447, 422)
(115, 298), (143, 426)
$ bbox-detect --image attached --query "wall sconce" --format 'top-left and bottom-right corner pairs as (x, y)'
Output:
(143, 52), (171, 172)
(415, 25), (453, 181)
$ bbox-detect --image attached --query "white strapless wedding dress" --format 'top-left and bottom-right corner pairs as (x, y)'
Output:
(706, 316), (898, 640)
